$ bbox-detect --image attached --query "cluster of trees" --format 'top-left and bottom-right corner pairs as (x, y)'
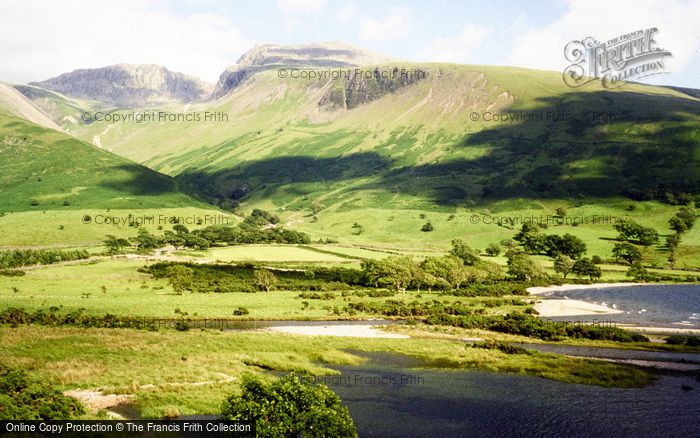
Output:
(0, 249), (90, 269)
(105, 209), (310, 254)
(514, 223), (587, 259)
(360, 240), (503, 292)
(0, 364), (84, 420)
(666, 207), (696, 268)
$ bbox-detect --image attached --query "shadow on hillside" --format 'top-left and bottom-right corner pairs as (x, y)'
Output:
(99, 164), (180, 196)
(176, 89), (700, 206)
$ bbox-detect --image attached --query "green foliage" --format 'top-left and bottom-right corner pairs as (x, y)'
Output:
(626, 262), (649, 281)
(220, 373), (357, 438)
(665, 335), (700, 347)
(612, 243), (643, 265)
(0, 364), (84, 420)
(613, 220), (659, 246)
(471, 340), (530, 354)
(449, 239), (481, 266)
(572, 258), (602, 280)
(420, 221), (434, 232)
(254, 269), (277, 292)
(506, 253), (544, 282)
(361, 256), (415, 291)
(165, 265), (194, 294)
(0, 249), (89, 269)
(104, 235), (130, 255)
(553, 254), (575, 278)
(233, 307), (250, 316)
(485, 243), (502, 257)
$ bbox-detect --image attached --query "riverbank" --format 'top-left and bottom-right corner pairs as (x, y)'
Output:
(533, 299), (623, 317)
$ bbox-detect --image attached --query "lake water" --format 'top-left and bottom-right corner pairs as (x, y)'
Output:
(328, 352), (700, 438)
(542, 284), (700, 328)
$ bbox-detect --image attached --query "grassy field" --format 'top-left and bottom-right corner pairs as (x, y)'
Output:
(0, 325), (653, 418)
(0, 258), (532, 319)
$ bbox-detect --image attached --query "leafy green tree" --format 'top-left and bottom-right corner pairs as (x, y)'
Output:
(572, 258), (602, 280)
(420, 256), (470, 289)
(506, 253), (544, 282)
(421, 222), (434, 232)
(543, 233), (587, 259)
(221, 373), (357, 437)
(614, 220), (658, 246)
(626, 262), (649, 281)
(665, 233), (681, 251)
(134, 228), (161, 251)
(450, 239), (480, 265)
(172, 224), (189, 235)
(362, 256), (414, 292)
(612, 243), (642, 265)
(165, 265), (193, 294)
(254, 269), (277, 292)
(103, 235), (130, 255)
(553, 254), (575, 278)
(485, 243), (502, 257)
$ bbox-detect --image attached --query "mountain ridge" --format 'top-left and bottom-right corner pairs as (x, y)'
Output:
(31, 64), (214, 108)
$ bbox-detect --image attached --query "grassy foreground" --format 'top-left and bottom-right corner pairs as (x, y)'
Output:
(0, 325), (652, 418)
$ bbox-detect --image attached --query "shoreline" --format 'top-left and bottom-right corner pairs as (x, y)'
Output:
(527, 282), (647, 295)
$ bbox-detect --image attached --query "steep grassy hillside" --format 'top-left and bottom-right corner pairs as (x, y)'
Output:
(0, 83), (62, 130)
(69, 64), (700, 209)
(0, 111), (205, 212)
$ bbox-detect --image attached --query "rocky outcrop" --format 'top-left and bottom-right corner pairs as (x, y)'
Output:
(31, 64), (213, 108)
(212, 42), (396, 98)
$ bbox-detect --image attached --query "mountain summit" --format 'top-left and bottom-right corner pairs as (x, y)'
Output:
(212, 42), (396, 98)
(31, 64), (213, 108)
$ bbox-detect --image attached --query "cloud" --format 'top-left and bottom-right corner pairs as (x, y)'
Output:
(336, 4), (357, 23)
(0, 0), (253, 84)
(359, 7), (412, 41)
(276, 0), (326, 13)
(507, 0), (700, 76)
(417, 25), (489, 64)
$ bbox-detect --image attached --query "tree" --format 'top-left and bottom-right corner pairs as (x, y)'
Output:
(254, 269), (277, 292)
(626, 262), (649, 281)
(612, 243), (642, 265)
(103, 235), (130, 255)
(553, 254), (575, 278)
(665, 233), (681, 251)
(544, 234), (586, 259)
(572, 258), (602, 280)
(134, 228), (161, 251)
(485, 243), (502, 257)
(506, 253), (544, 282)
(172, 224), (189, 235)
(614, 220), (658, 246)
(555, 207), (567, 217)
(362, 256), (414, 292)
(420, 256), (470, 289)
(165, 265), (193, 294)
(421, 222), (434, 232)
(450, 239), (480, 266)
(221, 373), (357, 438)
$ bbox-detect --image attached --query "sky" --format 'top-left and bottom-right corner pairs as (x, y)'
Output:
(1, 0), (698, 88)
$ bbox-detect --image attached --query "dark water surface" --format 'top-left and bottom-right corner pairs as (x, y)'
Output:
(327, 352), (700, 438)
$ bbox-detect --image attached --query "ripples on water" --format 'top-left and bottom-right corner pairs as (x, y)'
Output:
(546, 284), (700, 328)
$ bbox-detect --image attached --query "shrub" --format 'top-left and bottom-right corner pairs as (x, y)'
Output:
(221, 373), (357, 437)
(421, 222), (434, 232)
(232, 307), (249, 316)
(0, 364), (84, 420)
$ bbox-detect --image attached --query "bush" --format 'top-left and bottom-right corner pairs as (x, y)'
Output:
(421, 222), (434, 232)
(233, 307), (250, 316)
(471, 340), (530, 354)
(221, 373), (357, 437)
(0, 364), (84, 420)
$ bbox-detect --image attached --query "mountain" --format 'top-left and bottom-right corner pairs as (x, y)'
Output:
(0, 110), (205, 212)
(212, 41), (397, 98)
(0, 82), (62, 131)
(30, 64), (214, 108)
